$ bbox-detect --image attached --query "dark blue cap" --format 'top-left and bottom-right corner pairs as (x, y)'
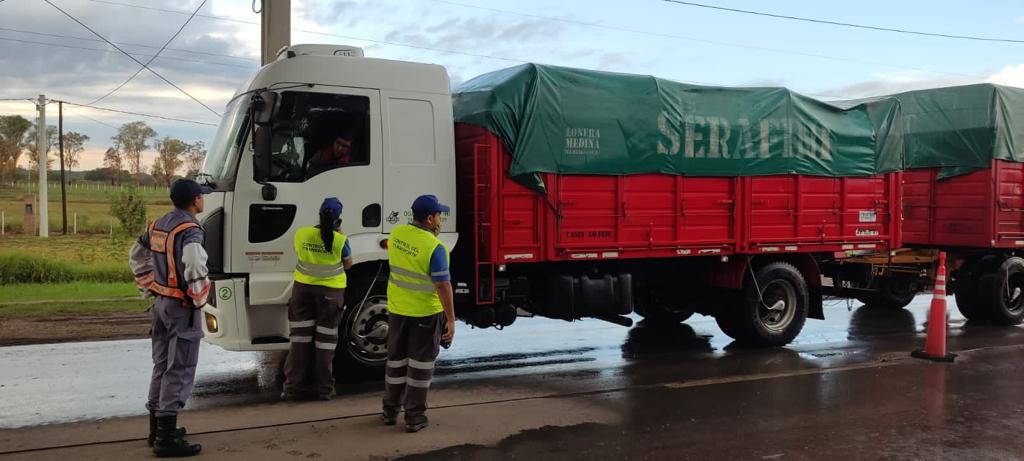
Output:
(320, 197), (343, 220)
(411, 194), (450, 217)
(170, 178), (212, 205)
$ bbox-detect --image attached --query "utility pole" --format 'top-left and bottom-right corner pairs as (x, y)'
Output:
(37, 94), (48, 238)
(59, 101), (67, 235)
(260, 0), (291, 66)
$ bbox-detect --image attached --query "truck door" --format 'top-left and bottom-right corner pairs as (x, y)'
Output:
(381, 91), (456, 233)
(234, 87), (383, 305)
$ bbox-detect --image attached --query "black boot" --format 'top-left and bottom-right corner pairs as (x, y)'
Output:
(148, 411), (187, 447)
(152, 415), (201, 458)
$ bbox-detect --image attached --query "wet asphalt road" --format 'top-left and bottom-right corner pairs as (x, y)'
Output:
(0, 295), (998, 430)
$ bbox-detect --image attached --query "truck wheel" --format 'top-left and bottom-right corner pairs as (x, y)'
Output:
(859, 277), (918, 309)
(734, 262), (809, 347)
(954, 256), (999, 322)
(980, 257), (1024, 326)
(712, 290), (743, 340)
(636, 304), (695, 324)
(336, 274), (389, 372)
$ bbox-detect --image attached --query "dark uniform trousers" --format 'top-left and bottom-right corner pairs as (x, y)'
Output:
(284, 281), (345, 396)
(148, 296), (203, 417)
(383, 312), (444, 420)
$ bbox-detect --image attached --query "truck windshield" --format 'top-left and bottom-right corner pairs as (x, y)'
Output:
(198, 96), (251, 189)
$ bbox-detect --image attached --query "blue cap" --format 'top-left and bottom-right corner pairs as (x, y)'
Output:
(411, 194), (450, 217)
(320, 197), (343, 221)
(170, 178), (212, 205)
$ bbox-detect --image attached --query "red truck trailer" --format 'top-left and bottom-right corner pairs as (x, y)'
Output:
(449, 64), (905, 346)
(852, 84), (1024, 324)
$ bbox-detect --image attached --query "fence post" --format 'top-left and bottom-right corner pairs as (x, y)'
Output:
(73, 212), (77, 235)
(1, 210), (4, 236)
(109, 218), (113, 236)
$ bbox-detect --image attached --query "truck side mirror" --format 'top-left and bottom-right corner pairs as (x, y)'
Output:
(252, 91), (278, 125)
(251, 91), (277, 184)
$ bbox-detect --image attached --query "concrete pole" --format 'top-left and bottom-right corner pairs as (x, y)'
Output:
(37, 94), (48, 237)
(59, 101), (67, 235)
(260, 0), (290, 65)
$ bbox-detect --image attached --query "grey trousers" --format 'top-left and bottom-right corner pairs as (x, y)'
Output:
(147, 297), (202, 417)
(383, 312), (443, 421)
(283, 282), (345, 396)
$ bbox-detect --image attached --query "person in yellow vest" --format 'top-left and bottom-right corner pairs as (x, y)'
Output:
(281, 197), (353, 401)
(382, 194), (456, 433)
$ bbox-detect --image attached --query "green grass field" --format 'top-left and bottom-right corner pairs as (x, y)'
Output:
(0, 298), (149, 317)
(0, 181), (172, 235)
(0, 281), (138, 303)
(0, 181), (172, 317)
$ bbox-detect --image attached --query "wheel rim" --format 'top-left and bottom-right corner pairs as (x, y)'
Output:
(757, 280), (797, 333)
(1003, 273), (1024, 315)
(344, 295), (389, 365)
(887, 279), (915, 300)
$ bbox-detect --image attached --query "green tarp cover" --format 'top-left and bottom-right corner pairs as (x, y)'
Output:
(454, 64), (903, 192)
(890, 84), (1024, 178)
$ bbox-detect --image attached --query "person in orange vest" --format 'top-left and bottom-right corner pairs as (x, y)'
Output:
(281, 197), (354, 401)
(129, 178), (211, 458)
(382, 195), (456, 433)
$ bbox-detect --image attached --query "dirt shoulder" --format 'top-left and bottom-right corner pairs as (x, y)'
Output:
(0, 312), (150, 346)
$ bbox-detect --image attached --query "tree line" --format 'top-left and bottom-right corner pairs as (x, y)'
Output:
(0, 116), (206, 186)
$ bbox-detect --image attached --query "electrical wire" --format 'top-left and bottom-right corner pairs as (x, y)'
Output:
(86, 0), (208, 106)
(0, 36), (253, 68)
(42, 0), (222, 117)
(429, 0), (986, 80)
(60, 101), (219, 126)
(0, 27), (254, 62)
(64, 105), (120, 130)
(662, 0), (1024, 44)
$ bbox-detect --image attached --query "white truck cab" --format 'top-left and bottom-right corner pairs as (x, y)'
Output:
(195, 45), (457, 367)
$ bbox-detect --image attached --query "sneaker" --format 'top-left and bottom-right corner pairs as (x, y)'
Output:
(382, 413), (397, 426)
(317, 392), (334, 401)
(405, 417), (429, 433)
(280, 390), (302, 401)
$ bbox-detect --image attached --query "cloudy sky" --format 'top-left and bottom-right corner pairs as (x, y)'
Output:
(1, 0), (1022, 171)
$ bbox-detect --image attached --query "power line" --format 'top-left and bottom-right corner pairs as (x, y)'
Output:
(89, 0), (257, 25)
(0, 36), (253, 68)
(429, 0), (985, 80)
(42, 0), (222, 117)
(662, 0), (1024, 44)
(60, 101), (219, 126)
(1, 96), (219, 126)
(0, 27), (254, 62)
(87, 0), (208, 106)
(64, 105), (120, 130)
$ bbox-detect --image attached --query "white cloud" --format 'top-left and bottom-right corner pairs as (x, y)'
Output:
(988, 64), (1024, 88)
(1017, 15), (1024, 24)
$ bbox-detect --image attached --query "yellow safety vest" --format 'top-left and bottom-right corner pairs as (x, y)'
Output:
(387, 224), (447, 317)
(293, 226), (348, 289)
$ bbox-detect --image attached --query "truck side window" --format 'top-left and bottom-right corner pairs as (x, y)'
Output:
(256, 91), (371, 183)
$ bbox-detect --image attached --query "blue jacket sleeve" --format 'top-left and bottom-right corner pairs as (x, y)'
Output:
(429, 245), (450, 282)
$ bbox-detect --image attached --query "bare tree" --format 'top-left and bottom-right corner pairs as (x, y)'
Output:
(61, 132), (90, 171)
(0, 115), (32, 182)
(24, 124), (58, 172)
(152, 136), (187, 187)
(112, 121), (157, 181)
(103, 144), (124, 184)
(184, 141), (206, 178)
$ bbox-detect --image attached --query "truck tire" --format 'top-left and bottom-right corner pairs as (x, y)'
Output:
(734, 262), (809, 347)
(954, 256), (1000, 322)
(979, 257), (1024, 326)
(335, 272), (389, 375)
(712, 290), (744, 341)
(636, 304), (695, 324)
(857, 277), (918, 309)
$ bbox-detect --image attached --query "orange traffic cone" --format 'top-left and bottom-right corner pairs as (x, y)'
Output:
(912, 251), (956, 362)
